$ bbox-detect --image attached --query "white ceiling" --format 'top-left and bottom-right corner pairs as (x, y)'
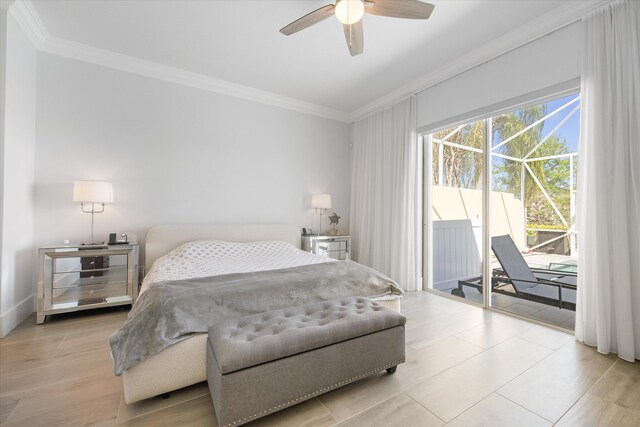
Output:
(30, 0), (577, 115)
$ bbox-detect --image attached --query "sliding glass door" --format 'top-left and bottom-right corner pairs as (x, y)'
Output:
(426, 120), (485, 305)
(425, 92), (580, 330)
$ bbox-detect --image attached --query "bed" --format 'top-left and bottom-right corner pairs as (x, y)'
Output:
(117, 224), (403, 404)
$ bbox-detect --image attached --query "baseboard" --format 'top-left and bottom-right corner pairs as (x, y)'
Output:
(0, 293), (35, 337)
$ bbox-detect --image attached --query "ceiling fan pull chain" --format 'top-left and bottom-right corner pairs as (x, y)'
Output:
(347, 1), (350, 24)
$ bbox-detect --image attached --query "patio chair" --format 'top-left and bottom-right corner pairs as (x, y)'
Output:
(452, 234), (577, 311)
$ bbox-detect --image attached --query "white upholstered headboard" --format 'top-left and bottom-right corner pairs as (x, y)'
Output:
(144, 224), (301, 272)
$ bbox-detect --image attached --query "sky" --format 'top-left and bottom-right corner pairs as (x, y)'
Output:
(540, 93), (581, 153)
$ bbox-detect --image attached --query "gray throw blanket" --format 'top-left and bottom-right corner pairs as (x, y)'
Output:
(109, 261), (403, 375)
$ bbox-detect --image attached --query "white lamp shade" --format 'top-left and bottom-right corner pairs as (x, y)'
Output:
(311, 194), (332, 209)
(73, 181), (114, 203)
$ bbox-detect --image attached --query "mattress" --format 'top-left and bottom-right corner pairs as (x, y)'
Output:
(140, 240), (334, 294)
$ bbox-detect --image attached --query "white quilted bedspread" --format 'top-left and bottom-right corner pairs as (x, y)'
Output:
(141, 240), (334, 294)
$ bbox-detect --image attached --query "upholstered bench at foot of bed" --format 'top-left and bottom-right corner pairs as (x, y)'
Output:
(206, 297), (406, 427)
(121, 298), (401, 404)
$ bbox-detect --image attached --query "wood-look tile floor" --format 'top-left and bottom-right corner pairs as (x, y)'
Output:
(1, 292), (638, 426)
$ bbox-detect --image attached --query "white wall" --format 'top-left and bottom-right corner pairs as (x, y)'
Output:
(0, 6), (6, 333)
(1, 10), (38, 337)
(417, 22), (582, 130)
(34, 53), (352, 264)
(432, 187), (526, 250)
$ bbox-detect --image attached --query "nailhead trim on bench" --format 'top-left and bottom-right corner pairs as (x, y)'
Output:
(221, 359), (405, 427)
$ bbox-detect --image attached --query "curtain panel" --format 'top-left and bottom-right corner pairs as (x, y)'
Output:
(576, 0), (640, 361)
(349, 95), (422, 291)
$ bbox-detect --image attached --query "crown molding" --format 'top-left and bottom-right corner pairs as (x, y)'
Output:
(350, 0), (611, 122)
(9, 0), (350, 123)
(39, 36), (350, 122)
(7, 0), (49, 48)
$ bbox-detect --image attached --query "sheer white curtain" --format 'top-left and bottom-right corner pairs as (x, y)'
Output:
(576, 0), (640, 362)
(350, 95), (422, 291)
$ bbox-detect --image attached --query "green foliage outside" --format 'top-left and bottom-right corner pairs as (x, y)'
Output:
(432, 103), (574, 228)
(527, 223), (568, 231)
(526, 223), (568, 238)
(432, 121), (484, 190)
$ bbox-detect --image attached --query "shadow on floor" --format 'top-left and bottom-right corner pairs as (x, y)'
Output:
(433, 282), (575, 330)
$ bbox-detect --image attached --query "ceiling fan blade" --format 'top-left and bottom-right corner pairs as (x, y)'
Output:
(365, 0), (434, 19)
(280, 4), (336, 36)
(344, 20), (364, 56)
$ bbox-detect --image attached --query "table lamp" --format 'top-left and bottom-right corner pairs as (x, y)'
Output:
(73, 180), (113, 244)
(311, 193), (331, 235)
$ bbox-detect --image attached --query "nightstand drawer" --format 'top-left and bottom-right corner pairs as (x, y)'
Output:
(302, 235), (350, 261)
(315, 241), (347, 258)
(51, 265), (128, 306)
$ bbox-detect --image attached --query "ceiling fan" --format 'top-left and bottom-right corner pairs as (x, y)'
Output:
(280, 0), (435, 56)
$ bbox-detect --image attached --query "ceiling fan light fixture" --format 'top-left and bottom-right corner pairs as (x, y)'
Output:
(335, 0), (365, 25)
(280, 0), (435, 57)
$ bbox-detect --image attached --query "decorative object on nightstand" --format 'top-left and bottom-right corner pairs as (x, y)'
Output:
(109, 232), (130, 245)
(311, 193), (331, 235)
(328, 212), (341, 236)
(37, 243), (139, 324)
(73, 180), (114, 244)
(302, 234), (350, 260)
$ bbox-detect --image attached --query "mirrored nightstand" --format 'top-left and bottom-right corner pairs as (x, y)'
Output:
(37, 243), (139, 324)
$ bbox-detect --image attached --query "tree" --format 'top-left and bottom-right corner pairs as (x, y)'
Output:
(492, 105), (571, 226)
(432, 121), (484, 189)
(433, 103), (572, 227)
